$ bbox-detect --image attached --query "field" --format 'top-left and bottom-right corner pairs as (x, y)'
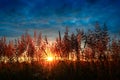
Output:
(0, 60), (120, 80)
(0, 24), (120, 80)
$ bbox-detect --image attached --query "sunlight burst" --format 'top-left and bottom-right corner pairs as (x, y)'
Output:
(46, 56), (53, 62)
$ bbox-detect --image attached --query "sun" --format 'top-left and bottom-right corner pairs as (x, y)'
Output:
(46, 56), (53, 62)
(44, 47), (54, 62)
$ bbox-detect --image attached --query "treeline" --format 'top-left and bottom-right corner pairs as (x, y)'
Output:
(0, 22), (120, 63)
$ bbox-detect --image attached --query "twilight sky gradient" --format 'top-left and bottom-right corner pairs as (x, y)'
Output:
(0, 0), (120, 41)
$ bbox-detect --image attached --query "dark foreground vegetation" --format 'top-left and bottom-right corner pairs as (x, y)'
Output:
(0, 22), (120, 80)
(0, 60), (120, 80)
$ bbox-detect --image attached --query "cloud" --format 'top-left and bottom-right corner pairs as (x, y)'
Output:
(0, 0), (120, 41)
(0, 27), (23, 37)
(86, 0), (98, 4)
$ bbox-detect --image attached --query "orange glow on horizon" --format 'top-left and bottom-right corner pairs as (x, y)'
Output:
(46, 56), (54, 62)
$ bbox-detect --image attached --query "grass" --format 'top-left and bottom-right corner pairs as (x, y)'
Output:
(0, 60), (120, 80)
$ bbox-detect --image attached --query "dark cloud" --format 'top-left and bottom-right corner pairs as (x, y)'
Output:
(0, 27), (23, 37)
(86, 0), (98, 4)
(0, 0), (120, 40)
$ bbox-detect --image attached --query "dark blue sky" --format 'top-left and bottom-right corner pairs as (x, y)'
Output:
(0, 0), (120, 41)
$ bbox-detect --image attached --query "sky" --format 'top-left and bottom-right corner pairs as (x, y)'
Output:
(0, 0), (120, 41)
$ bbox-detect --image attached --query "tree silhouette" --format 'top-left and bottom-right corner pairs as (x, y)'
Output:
(6, 41), (14, 62)
(53, 31), (63, 59)
(36, 32), (43, 61)
(85, 29), (96, 61)
(62, 27), (71, 59)
(0, 37), (7, 62)
(76, 28), (85, 61)
(0, 23), (119, 63)
(111, 38), (120, 62)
